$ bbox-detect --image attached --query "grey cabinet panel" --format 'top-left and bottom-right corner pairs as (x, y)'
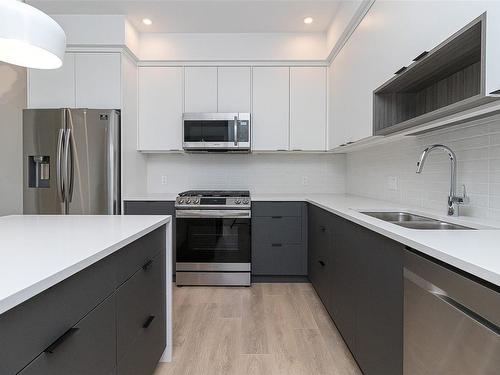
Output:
(252, 202), (307, 276)
(124, 201), (176, 274)
(307, 204), (403, 375)
(252, 201), (303, 217)
(252, 216), (302, 244)
(116, 226), (165, 285)
(356, 229), (403, 375)
(18, 295), (116, 375)
(0, 254), (116, 375)
(252, 244), (306, 275)
(307, 204), (334, 309)
(116, 251), (165, 362)
(117, 248), (166, 375)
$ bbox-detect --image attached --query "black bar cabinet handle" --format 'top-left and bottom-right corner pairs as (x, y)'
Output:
(318, 260), (325, 267)
(413, 51), (428, 61)
(44, 327), (79, 354)
(271, 243), (282, 247)
(142, 259), (153, 271)
(271, 216), (282, 219)
(394, 66), (407, 75)
(143, 315), (155, 329)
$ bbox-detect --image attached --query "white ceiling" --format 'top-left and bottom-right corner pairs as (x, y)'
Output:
(27, 1), (343, 33)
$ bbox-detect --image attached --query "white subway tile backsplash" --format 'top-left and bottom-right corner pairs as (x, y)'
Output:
(146, 153), (346, 195)
(347, 115), (500, 221)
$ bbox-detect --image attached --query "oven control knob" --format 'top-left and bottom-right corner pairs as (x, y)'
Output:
(179, 199), (184, 204)
(186, 198), (191, 204)
(243, 199), (249, 205)
(195, 199), (200, 204)
(235, 199), (241, 204)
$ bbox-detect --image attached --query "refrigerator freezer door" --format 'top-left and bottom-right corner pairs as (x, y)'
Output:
(23, 109), (66, 214)
(65, 109), (120, 214)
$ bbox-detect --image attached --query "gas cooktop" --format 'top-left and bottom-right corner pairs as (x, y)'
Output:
(176, 190), (251, 209)
(178, 190), (250, 198)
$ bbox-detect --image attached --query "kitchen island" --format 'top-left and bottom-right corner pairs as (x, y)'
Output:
(0, 215), (172, 375)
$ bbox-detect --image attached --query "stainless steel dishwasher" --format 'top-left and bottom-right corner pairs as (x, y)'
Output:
(404, 250), (500, 375)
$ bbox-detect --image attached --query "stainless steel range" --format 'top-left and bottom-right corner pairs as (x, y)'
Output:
(175, 190), (251, 286)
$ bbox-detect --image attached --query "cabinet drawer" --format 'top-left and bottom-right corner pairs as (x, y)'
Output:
(117, 226), (165, 285)
(252, 202), (303, 217)
(0, 255), (116, 375)
(252, 244), (306, 275)
(116, 250), (166, 363)
(252, 216), (302, 244)
(18, 295), (116, 375)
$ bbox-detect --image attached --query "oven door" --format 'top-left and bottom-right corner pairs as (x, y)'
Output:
(183, 113), (250, 150)
(176, 210), (251, 270)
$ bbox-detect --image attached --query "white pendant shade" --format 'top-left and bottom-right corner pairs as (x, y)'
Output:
(0, 0), (66, 69)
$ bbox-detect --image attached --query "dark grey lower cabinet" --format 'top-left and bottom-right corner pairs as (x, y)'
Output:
(0, 226), (167, 375)
(124, 200), (176, 275)
(18, 295), (116, 375)
(252, 202), (307, 276)
(308, 204), (403, 375)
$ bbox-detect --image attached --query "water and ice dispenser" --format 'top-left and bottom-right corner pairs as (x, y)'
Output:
(28, 156), (50, 188)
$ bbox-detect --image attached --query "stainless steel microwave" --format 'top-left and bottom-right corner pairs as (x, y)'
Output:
(182, 113), (251, 152)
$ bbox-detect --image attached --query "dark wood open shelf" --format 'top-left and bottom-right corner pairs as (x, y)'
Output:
(373, 14), (498, 136)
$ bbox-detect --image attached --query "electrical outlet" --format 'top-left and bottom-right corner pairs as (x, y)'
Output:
(387, 176), (398, 191)
(302, 176), (309, 186)
(161, 175), (168, 185)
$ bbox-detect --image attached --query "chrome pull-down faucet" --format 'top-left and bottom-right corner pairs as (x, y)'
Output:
(416, 144), (469, 216)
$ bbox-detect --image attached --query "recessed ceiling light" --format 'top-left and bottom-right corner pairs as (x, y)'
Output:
(303, 17), (314, 25)
(142, 18), (152, 26)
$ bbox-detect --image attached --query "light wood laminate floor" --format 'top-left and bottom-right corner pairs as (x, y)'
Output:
(154, 283), (361, 375)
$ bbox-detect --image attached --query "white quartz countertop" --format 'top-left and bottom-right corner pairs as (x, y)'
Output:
(304, 194), (500, 287)
(0, 215), (171, 315)
(122, 192), (500, 286)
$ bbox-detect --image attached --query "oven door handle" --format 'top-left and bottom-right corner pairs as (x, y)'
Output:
(176, 210), (251, 219)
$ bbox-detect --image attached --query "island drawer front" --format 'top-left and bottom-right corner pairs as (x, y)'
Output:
(17, 295), (116, 375)
(252, 202), (303, 217)
(252, 216), (303, 244)
(116, 226), (165, 285)
(0, 254), (116, 375)
(116, 249), (166, 365)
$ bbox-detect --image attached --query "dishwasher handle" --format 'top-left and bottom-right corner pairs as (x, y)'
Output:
(404, 268), (500, 336)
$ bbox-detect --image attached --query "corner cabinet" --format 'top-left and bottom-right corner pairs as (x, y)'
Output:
(290, 67), (327, 151)
(28, 53), (121, 109)
(252, 67), (290, 151)
(308, 205), (403, 375)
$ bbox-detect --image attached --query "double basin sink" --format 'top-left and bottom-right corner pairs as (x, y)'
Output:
(360, 211), (475, 230)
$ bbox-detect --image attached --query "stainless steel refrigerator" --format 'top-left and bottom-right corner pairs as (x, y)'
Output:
(23, 108), (120, 215)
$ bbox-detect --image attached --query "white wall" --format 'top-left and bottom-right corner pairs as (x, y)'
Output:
(146, 153), (346, 195)
(139, 32), (328, 61)
(0, 63), (26, 215)
(346, 116), (500, 221)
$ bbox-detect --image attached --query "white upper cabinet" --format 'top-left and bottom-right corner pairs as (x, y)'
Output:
(252, 67), (290, 151)
(217, 67), (251, 113)
(28, 52), (121, 109)
(75, 53), (121, 108)
(328, 1), (500, 148)
(138, 67), (184, 151)
(184, 67), (218, 112)
(28, 53), (76, 108)
(290, 67), (326, 151)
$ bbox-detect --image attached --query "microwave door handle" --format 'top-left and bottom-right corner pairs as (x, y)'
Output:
(234, 116), (238, 146)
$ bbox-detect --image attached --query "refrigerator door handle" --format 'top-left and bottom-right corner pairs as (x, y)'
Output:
(56, 128), (65, 203)
(63, 128), (74, 203)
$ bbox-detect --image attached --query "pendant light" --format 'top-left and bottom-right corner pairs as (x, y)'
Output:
(0, 0), (66, 69)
